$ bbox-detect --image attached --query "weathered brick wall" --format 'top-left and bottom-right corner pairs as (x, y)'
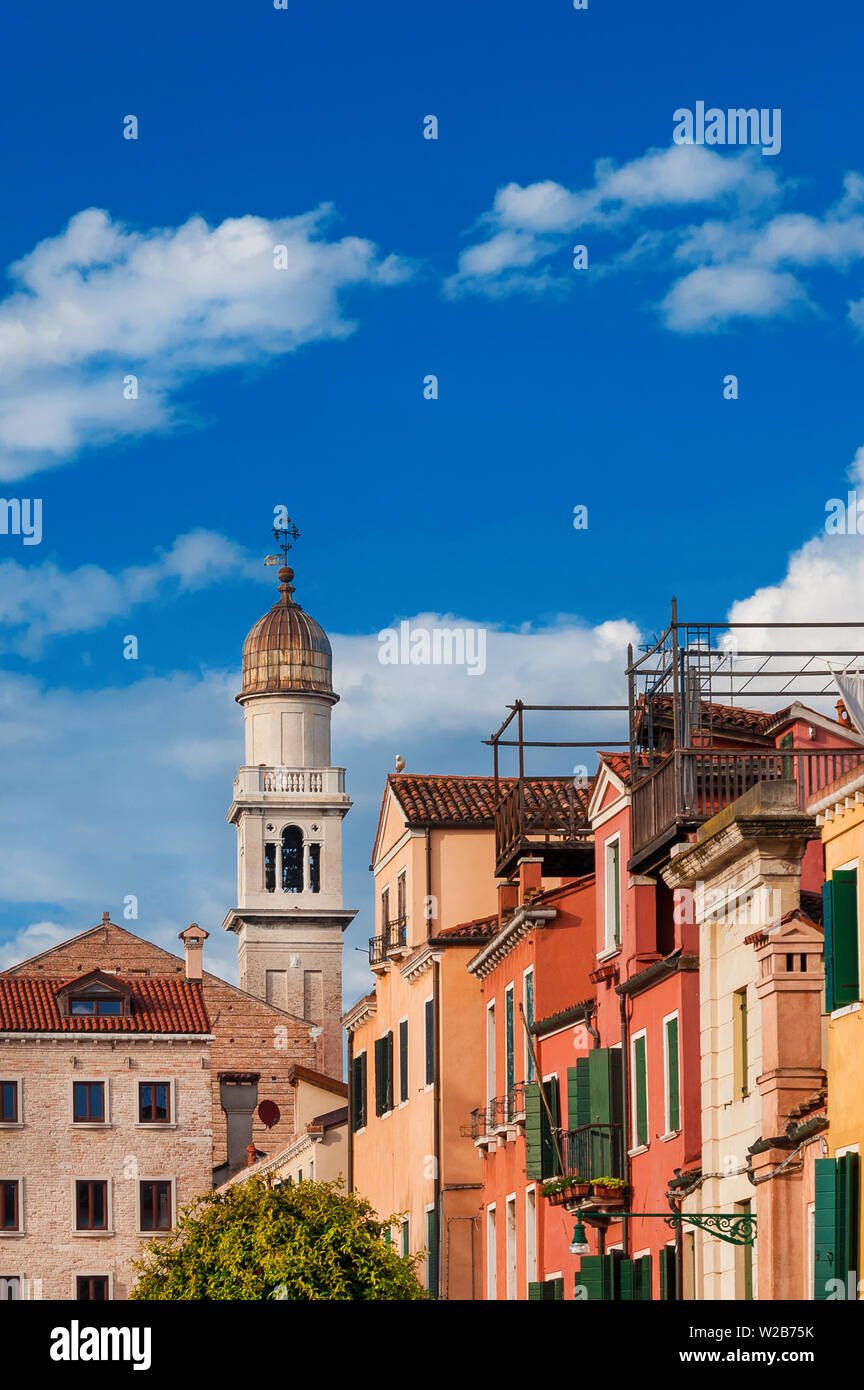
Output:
(0, 1036), (212, 1300)
(5, 923), (321, 1169)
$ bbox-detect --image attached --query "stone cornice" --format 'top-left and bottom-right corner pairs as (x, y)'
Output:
(466, 907), (556, 980)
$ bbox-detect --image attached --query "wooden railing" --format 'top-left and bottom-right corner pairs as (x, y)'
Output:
(631, 746), (864, 856)
(494, 779), (589, 872)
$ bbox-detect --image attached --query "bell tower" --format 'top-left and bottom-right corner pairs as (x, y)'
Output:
(222, 521), (355, 1079)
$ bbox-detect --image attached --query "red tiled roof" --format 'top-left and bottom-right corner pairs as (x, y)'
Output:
(597, 751), (652, 786)
(0, 975), (211, 1034)
(388, 773), (592, 827)
(436, 914), (498, 940)
(637, 694), (772, 739)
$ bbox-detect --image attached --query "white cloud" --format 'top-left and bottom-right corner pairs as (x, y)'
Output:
(0, 206), (408, 480)
(448, 145), (864, 333)
(446, 144), (779, 299)
(0, 920), (69, 971)
(0, 529), (264, 655)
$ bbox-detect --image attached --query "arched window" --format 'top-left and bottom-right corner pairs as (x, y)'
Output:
(264, 842), (276, 893)
(309, 843), (321, 894)
(281, 826), (303, 893)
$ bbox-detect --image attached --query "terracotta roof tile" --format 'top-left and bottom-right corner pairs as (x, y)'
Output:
(0, 974), (211, 1034)
(637, 694), (772, 739)
(435, 914), (498, 940)
(388, 773), (592, 827)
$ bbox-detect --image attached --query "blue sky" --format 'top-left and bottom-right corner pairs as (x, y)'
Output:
(2, 0), (864, 1002)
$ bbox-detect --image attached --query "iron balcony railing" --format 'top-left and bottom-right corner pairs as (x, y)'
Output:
(468, 1108), (488, 1141)
(560, 1123), (624, 1182)
(368, 935), (388, 967)
(468, 1083), (529, 1140)
(385, 915), (408, 953)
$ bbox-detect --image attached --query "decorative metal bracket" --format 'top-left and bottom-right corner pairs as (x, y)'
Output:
(611, 1213), (757, 1247)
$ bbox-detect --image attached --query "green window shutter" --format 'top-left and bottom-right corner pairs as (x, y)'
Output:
(425, 998), (435, 1085)
(568, 1057), (592, 1130)
(658, 1245), (676, 1301)
(426, 1207), (438, 1300)
(833, 869), (860, 1008)
(814, 1157), (839, 1299)
(525, 973), (535, 1082)
(399, 1020), (408, 1104)
(633, 1036), (648, 1148)
(350, 1053), (367, 1131)
(665, 1017), (680, 1133)
(524, 1082), (544, 1178)
(505, 989), (515, 1098)
(579, 1254), (614, 1301)
(635, 1254), (652, 1301)
(586, 1049), (623, 1177)
(618, 1257), (633, 1302)
(823, 881), (837, 1013)
(551, 1277), (564, 1300)
(838, 1151), (860, 1290)
(528, 1280), (545, 1301)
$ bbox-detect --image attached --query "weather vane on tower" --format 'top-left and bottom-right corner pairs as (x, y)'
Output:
(265, 517), (301, 568)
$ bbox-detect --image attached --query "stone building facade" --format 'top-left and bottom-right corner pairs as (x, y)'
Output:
(0, 966), (213, 1301)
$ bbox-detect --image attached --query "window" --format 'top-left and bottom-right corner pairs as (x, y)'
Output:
(281, 826), (303, 893)
(733, 988), (749, 1100)
(308, 843), (321, 894)
(139, 1181), (173, 1232)
(374, 1032), (394, 1115)
(505, 986), (515, 1115)
(0, 1277), (20, 1300)
(70, 999), (122, 1016)
(399, 1019), (409, 1104)
(138, 1082), (170, 1124)
(73, 1082), (105, 1124)
(381, 885), (390, 934)
(486, 1206), (497, 1299)
(400, 1217), (410, 1258)
(486, 1002), (496, 1105)
(824, 866), (860, 1011)
(631, 1031), (648, 1148)
(425, 1206), (438, 1300)
(396, 871), (407, 943)
(525, 1188), (537, 1286)
(814, 1152), (859, 1301)
(350, 1051), (367, 1131)
(424, 997), (435, 1087)
(264, 841), (276, 893)
(0, 1181), (20, 1232)
(663, 1013), (680, 1134)
(523, 970), (535, 1083)
(605, 837), (621, 949)
(505, 1195), (517, 1300)
(76, 1275), (109, 1301)
(75, 1180), (108, 1232)
(0, 1081), (18, 1124)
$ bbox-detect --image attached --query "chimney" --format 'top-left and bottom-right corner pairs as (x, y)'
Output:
(178, 923), (210, 981)
(836, 698), (852, 728)
(497, 880), (519, 927)
(246, 1143), (259, 1168)
(518, 857), (543, 900)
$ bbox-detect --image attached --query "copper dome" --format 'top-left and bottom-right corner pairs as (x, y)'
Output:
(239, 567), (335, 700)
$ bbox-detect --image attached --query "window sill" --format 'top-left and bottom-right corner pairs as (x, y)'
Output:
(0, 1230), (26, 1239)
(73, 1230), (114, 1238)
(596, 945), (621, 963)
(70, 1123), (114, 1130)
(830, 1001), (862, 1021)
(134, 1122), (177, 1129)
(135, 1230), (173, 1239)
(0, 1122), (24, 1130)
(628, 1144), (649, 1158)
(659, 1130), (681, 1143)
(397, 1100), (409, 1110)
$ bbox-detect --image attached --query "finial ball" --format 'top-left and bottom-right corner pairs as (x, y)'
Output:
(278, 566), (294, 583)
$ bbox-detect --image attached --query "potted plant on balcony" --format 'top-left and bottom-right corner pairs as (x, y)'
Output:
(540, 1176), (590, 1205)
(590, 1177), (627, 1206)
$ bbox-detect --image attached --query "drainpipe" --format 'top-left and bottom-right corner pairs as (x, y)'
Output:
(585, 1009), (601, 1050)
(346, 1027), (354, 1193)
(619, 990), (631, 1259)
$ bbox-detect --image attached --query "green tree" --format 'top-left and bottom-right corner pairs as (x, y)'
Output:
(131, 1178), (427, 1301)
